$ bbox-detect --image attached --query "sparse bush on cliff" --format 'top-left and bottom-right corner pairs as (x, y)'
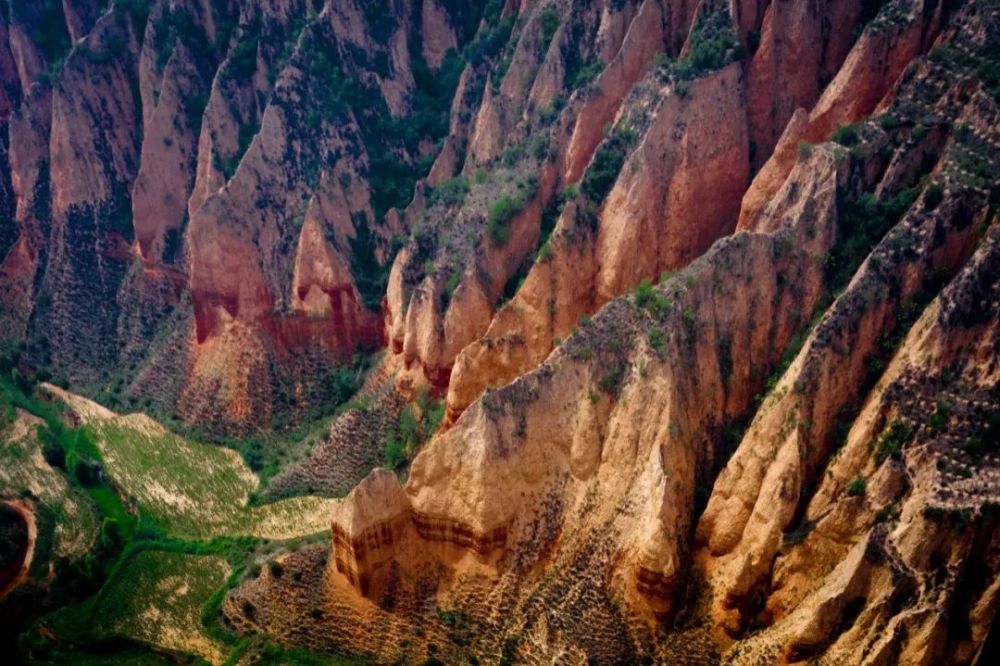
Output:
(463, 2), (514, 67)
(871, 419), (915, 463)
(487, 196), (522, 246)
(384, 390), (445, 472)
(14, 0), (71, 73)
(428, 177), (471, 208)
(571, 59), (604, 89)
(440, 270), (463, 311)
(831, 123), (861, 147)
(501, 144), (525, 166)
(798, 141), (814, 161)
(538, 8), (560, 49)
(880, 114), (901, 131)
(654, 9), (743, 83)
(675, 16), (744, 79)
(647, 327), (666, 358)
(634, 279), (670, 318)
(825, 186), (920, 291)
(487, 174), (538, 246)
(581, 125), (637, 204)
(847, 475), (867, 496)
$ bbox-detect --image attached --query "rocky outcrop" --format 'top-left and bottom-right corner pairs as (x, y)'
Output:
(329, 468), (412, 595)
(3, 3), (1000, 661)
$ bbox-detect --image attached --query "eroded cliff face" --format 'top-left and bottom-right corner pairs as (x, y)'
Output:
(447, 59), (749, 423)
(222, 1), (1000, 662)
(3, 1), (1000, 662)
(0, 0), (486, 434)
(383, 0), (894, 428)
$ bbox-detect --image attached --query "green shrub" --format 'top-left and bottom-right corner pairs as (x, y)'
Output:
(384, 391), (445, 472)
(798, 141), (813, 161)
(879, 114), (900, 131)
(487, 196), (523, 246)
(847, 475), (867, 496)
(445, 271), (462, 296)
(670, 11), (743, 80)
(488, 176), (540, 247)
(831, 124), (860, 147)
(464, 12), (515, 67)
(16, 0), (71, 68)
(427, 176), (470, 208)
(871, 419), (914, 463)
(530, 134), (551, 160)
(634, 279), (670, 318)
(647, 328), (666, 358)
(929, 400), (950, 432)
(519, 173), (540, 198)
(501, 144), (524, 166)
(580, 127), (635, 203)
(571, 60), (604, 89)
(599, 366), (624, 394)
(923, 183), (944, 211)
(538, 8), (560, 49)
(874, 502), (900, 523)
(825, 187), (919, 291)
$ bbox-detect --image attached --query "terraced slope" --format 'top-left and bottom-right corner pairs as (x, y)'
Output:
(45, 384), (336, 540)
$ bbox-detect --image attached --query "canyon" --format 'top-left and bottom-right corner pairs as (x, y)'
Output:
(1, 0), (999, 664)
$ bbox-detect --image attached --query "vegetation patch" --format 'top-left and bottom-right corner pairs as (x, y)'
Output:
(385, 390), (445, 473)
(85, 550), (231, 663)
(487, 175), (539, 247)
(654, 8), (743, 83)
(825, 186), (920, 292)
(871, 419), (915, 463)
(428, 176), (471, 209)
(634, 279), (671, 319)
(580, 125), (637, 205)
(83, 411), (336, 540)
